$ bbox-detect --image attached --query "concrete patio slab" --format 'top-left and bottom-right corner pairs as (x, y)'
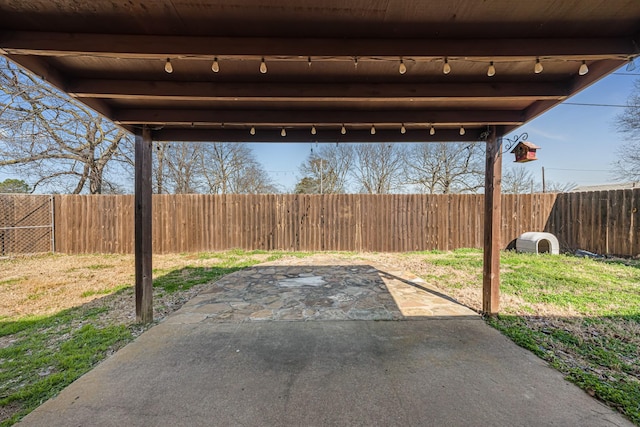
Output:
(17, 261), (633, 426)
(19, 319), (631, 427)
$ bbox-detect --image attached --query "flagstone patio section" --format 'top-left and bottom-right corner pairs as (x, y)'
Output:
(164, 256), (477, 325)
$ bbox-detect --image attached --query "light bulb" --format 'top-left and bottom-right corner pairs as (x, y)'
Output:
(260, 58), (268, 74)
(400, 124), (406, 134)
(487, 61), (496, 77)
(627, 58), (637, 72)
(308, 56), (312, 68)
(164, 58), (173, 73)
(579, 60), (589, 76)
(534, 58), (543, 74)
(354, 57), (358, 69)
(341, 125), (347, 135)
(281, 128), (286, 137)
(250, 127), (256, 135)
(430, 126), (435, 136)
(459, 125), (465, 136)
(443, 58), (451, 75)
(211, 57), (220, 73)
(399, 58), (407, 75)
(370, 125), (376, 135)
(311, 125), (317, 135)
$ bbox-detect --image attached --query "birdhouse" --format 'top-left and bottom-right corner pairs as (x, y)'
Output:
(510, 141), (540, 163)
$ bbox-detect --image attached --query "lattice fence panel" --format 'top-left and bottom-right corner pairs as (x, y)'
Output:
(0, 194), (53, 256)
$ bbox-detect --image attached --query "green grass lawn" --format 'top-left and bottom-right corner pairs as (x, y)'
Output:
(415, 249), (640, 425)
(1, 249), (638, 425)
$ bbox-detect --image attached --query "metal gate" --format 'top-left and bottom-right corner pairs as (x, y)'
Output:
(0, 194), (54, 256)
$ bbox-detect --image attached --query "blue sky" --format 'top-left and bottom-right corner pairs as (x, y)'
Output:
(251, 67), (638, 192)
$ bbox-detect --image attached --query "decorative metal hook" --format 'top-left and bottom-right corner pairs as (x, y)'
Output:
(503, 132), (528, 153)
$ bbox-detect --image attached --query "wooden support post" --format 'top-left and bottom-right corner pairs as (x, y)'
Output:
(135, 126), (153, 323)
(483, 127), (503, 315)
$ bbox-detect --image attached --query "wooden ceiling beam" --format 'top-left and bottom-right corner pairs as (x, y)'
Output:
(152, 128), (487, 143)
(113, 109), (523, 126)
(1, 31), (635, 58)
(69, 80), (568, 101)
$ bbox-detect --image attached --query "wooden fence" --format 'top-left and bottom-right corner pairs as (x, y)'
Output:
(50, 189), (639, 256)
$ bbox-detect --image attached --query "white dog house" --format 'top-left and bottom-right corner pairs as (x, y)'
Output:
(516, 232), (560, 255)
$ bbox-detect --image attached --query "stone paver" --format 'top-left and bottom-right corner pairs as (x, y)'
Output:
(175, 257), (477, 323)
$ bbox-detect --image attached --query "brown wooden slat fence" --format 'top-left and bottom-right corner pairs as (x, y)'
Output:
(50, 190), (639, 256)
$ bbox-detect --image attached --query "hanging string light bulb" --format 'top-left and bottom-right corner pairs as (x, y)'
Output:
(354, 56), (359, 70)
(311, 125), (317, 135)
(459, 125), (466, 136)
(164, 58), (173, 73)
(443, 58), (451, 75)
(487, 61), (496, 77)
(308, 56), (312, 68)
(430, 125), (436, 136)
(260, 57), (268, 74)
(341, 124), (347, 135)
(211, 57), (220, 73)
(281, 127), (286, 137)
(250, 127), (256, 135)
(579, 60), (589, 76)
(400, 124), (406, 134)
(399, 58), (407, 75)
(370, 124), (376, 135)
(534, 58), (543, 74)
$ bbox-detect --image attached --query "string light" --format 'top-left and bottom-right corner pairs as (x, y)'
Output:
(341, 124), (347, 135)
(308, 56), (312, 68)
(579, 60), (589, 76)
(400, 124), (406, 134)
(370, 124), (376, 135)
(534, 58), (543, 74)
(281, 127), (286, 137)
(250, 127), (256, 135)
(487, 61), (496, 77)
(430, 125), (436, 136)
(164, 58), (173, 74)
(399, 58), (407, 75)
(443, 58), (451, 75)
(211, 57), (220, 73)
(354, 57), (358, 69)
(459, 125), (465, 136)
(260, 57), (268, 74)
(311, 125), (317, 135)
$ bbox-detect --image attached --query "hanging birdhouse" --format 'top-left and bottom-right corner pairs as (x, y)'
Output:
(510, 141), (540, 163)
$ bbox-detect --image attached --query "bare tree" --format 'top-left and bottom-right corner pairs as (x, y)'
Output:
(162, 142), (203, 194)
(502, 165), (537, 194)
(297, 144), (355, 194)
(200, 143), (277, 194)
(0, 59), (130, 194)
(544, 180), (577, 193)
(351, 143), (406, 194)
(614, 79), (640, 181)
(404, 142), (484, 194)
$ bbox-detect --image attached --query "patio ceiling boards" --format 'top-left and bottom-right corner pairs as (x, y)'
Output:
(1, 0), (639, 143)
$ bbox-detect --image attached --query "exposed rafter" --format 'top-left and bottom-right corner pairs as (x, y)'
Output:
(0, 31), (636, 59)
(152, 128), (487, 142)
(114, 109), (524, 126)
(68, 80), (568, 101)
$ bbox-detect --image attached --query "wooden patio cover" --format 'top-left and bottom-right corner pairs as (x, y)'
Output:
(1, 0), (639, 321)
